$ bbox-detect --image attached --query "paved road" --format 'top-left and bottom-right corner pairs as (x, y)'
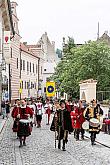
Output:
(0, 115), (110, 165)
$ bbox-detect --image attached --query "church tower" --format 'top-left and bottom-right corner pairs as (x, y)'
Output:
(11, 2), (19, 35)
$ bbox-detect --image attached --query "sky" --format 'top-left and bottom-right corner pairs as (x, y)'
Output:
(12, 0), (110, 49)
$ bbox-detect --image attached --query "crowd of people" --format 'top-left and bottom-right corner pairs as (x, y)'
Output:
(10, 96), (105, 151)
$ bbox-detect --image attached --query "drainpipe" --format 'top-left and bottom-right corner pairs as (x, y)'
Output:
(19, 48), (21, 100)
(38, 58), (40, 97)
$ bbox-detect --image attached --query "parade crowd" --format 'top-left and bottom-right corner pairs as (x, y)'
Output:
(9, 96), (106, 151)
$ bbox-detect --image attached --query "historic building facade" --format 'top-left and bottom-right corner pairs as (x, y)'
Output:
(8, 2), (41, 102)
(28, 32), (58, 97)
(0, 0), (14, 103)
(20, 43), (39, 98)
(10, 1), (21, 101)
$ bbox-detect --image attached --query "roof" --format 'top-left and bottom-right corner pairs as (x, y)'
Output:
(27, 44), (41, 49)
(99, 32), (110, 42)
(79, 79), (97, 84)
(20, 43), (39, 59)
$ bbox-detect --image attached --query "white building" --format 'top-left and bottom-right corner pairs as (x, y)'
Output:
(28, 32), (59, 97)
(38, 32), (59, 96)
(20, 43), (39, 99)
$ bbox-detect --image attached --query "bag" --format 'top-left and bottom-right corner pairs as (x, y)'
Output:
(50, 116), (56, 131)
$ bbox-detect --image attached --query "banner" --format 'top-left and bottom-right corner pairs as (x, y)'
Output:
(3, 31), (11, 64)
(46, 82), (55, 97)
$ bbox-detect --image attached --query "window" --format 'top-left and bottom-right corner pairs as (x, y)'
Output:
(27, 61), (29, 71)
(44, 87), (46, 93)
(22, 81), (23, 89)
(34, 82), (36, 89)
(30, 62), (31, 72)
(11, 48), (12, 58)
(17, 58), (18, 69)
(36, 64), (37, 74)
(33, 83), (34, 89)
(25, 81), (26, 89)
(27, 82), (29, 89)
(20, 59), (22, 70)
(23, 60), (25, 71)
(31, 82), (33, 89)
(33, 64), (34, 73)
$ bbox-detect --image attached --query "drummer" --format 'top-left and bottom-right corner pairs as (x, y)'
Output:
(13, 99), (33, 147)
(84, 99), (103, 145)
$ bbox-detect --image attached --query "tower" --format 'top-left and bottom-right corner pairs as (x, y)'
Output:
(11, 2), (19, 35)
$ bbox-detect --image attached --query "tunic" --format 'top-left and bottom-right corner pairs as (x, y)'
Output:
(13, 106), (33, 137)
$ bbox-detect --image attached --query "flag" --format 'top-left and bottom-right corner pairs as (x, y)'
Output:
(46, 82), (55, 97)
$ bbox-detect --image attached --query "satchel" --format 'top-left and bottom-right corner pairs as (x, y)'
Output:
(50, 116), (56, 131)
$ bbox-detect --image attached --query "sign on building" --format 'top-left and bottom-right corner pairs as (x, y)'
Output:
(46, 82), (55, 97)
(3, 31), (11, 64)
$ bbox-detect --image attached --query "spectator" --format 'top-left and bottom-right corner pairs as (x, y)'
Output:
(5, 100), (10, 118)
(1, 100), (6, 119)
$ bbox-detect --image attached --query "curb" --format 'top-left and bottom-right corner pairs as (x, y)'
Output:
(85, 135), (110, 148)
(0, 119), (7, 134)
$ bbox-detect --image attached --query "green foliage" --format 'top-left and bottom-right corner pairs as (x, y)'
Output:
(52, 38), (110, 98)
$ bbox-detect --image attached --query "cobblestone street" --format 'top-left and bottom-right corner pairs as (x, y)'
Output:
(0, 115), (110, 165)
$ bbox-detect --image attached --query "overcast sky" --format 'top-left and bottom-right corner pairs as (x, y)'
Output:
(13, 0), (110, 48)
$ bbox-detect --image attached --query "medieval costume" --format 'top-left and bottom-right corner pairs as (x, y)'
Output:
(35, 100), (43, 128)
(74, 101), (85, 140)
(44, 100), (52, 125)
(13, 100), (33, 147)
(70, 109), (77, 138)
(66, 99), (73, 113)
(50, 100), (72, 151)
(11, 104), (20, 133)
(84, 100), (103, 145)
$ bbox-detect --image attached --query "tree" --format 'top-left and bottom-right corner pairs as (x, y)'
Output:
(52, 39), (110, 98)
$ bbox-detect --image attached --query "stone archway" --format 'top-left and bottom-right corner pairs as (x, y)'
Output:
(79, 79), (97, 103)
(81, 91), (86, 101)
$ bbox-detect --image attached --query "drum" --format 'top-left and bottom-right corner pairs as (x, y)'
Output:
(99, 116), (103, 129)
(82, 121), (89, 130)
(19, 119), (30, 124)
(89, 118), (99, 127)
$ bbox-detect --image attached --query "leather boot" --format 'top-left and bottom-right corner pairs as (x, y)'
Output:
(62, 140), (66, 151)
(19, 138), (23, 148)
(58, 140), (61, 149)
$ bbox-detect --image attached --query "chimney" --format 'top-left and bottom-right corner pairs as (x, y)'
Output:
(23, 42), (27, 45)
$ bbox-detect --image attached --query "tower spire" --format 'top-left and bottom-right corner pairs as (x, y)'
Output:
(97, 22), (99, 40)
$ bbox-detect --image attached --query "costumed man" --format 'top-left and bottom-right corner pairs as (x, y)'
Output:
(44, 98), (52, 125)
(35, 98), (43, 128)
(66, 98), (73, 113)
(13, 99), (33, 147)
(50, 100), (72, 151)
(84, 99), (103, 145)
(74, 100), (85, 140)
(11, 99), (20, 135)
